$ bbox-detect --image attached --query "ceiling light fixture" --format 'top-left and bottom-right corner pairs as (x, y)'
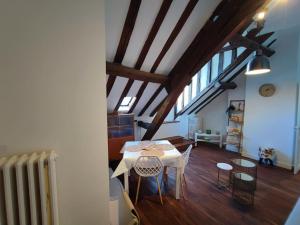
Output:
(256, 11), (266, 20)
(245, 49), (271, 75)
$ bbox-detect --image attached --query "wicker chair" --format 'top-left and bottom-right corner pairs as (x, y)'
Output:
(133, 156), (164, 205)
(182, 144), (193, 184)
(162, 144), (193, 199)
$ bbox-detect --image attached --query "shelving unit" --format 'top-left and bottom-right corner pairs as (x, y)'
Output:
(107, 113), (134, 161)
(225, 100), (245, 153)
(195, 132), (222, 148)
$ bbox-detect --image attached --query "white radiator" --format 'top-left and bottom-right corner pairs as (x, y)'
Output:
(0, 151), (59, 225)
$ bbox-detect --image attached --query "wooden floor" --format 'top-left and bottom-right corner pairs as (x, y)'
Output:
(128, 144), (300, 225)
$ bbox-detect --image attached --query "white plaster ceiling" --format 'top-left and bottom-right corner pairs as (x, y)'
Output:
(105, 0), (221, 115)
(265, 0), (300, 32)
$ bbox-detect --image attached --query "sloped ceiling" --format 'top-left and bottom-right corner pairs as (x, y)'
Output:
(105, 0), (221, 115)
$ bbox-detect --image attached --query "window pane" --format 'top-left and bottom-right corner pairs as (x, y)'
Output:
(177, 93), (183, 112)
(118, 97), (136, 112)
(200, 64), (208, 91)
(224, 50), (232, 69)
(191, 74), (197, 99)
(211, 54), (219, 81)
(183, 86), (189, 107)
(121, 96), (132, 106)
(237, 47), (246, 56)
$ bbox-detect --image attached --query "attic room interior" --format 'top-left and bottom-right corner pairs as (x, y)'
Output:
(0, 0), (300, 225)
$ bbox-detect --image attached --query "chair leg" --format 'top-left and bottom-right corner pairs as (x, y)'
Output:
(180, 174), (185, 199)
(135, 176), (141, 205)
(161, 166), (168, 191)
(156, 176), (163, 205)
(183, 173), (187, 185)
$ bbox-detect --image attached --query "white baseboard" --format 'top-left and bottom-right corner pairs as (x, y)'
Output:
(241, 151), (292, 170)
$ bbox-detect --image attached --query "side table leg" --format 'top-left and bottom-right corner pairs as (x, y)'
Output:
(175, 167), (181, 199)
(217, 168), (220, 185)
(124, 171), (129, 193)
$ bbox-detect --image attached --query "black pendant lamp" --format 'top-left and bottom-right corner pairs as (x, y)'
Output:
(245, 49), (271, 75)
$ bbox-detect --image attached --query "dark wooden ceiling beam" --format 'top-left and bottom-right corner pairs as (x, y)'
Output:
(142, 0), (270, 140)
(138, 85), (164, 116)
(194, 90), (225, 114)
(220, 33), (274, 53)
(231, 34), (275, 56)
(114, 0), (142, 64)
(131, 0), (199, 112)
(106, 76), (116, 97)
(150, 0), (199, 73)
(189, 32), (274, 115)
(187, 33), (273, 115)
(149, 96), (167, 117)
(106, 0), (142, 97)
(113, 79), (135, 112)
(136, 0), (173, 69)
(179, 24), (270, 116)
(128, 81), (148, 113)
(131, 0), (198, 113)
(194, 65), (246, 114)
(106, 62), (168, 84)
(113, 0), (173, 112)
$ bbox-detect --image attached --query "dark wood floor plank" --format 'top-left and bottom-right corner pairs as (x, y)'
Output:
(128, 144), (300, 225)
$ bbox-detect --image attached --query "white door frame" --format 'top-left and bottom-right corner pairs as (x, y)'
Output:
(293, 84), (300, 174)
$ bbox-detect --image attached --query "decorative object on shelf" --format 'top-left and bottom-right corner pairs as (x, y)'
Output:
(225, 100), (245, 153)
(226, 104), (236, 118)
(206, 129), (212, 134)
(258, 147), (276, 166)
(259, 83), (276, 97)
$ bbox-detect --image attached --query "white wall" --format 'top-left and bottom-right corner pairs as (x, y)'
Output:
(136, 109), (189, 140)
(243, 26), (300, 169)
(0, 1), (109, 225)
(197, 92), (229, 135)
(228, 75), (246, 102)
(195, 75), (246, 138)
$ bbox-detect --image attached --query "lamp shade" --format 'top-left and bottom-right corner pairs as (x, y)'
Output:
(245, 51), (271, 75)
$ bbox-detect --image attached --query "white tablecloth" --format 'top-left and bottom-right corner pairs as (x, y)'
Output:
(111, 140), (184, 178)
(111, 140), (184, 199)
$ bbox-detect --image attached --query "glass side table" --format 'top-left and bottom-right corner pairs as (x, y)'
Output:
(232, 172), (256, 206)
(231, 158), (257, 189)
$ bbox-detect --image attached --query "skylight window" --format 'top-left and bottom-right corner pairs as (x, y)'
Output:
(118, 97), (136, 112)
